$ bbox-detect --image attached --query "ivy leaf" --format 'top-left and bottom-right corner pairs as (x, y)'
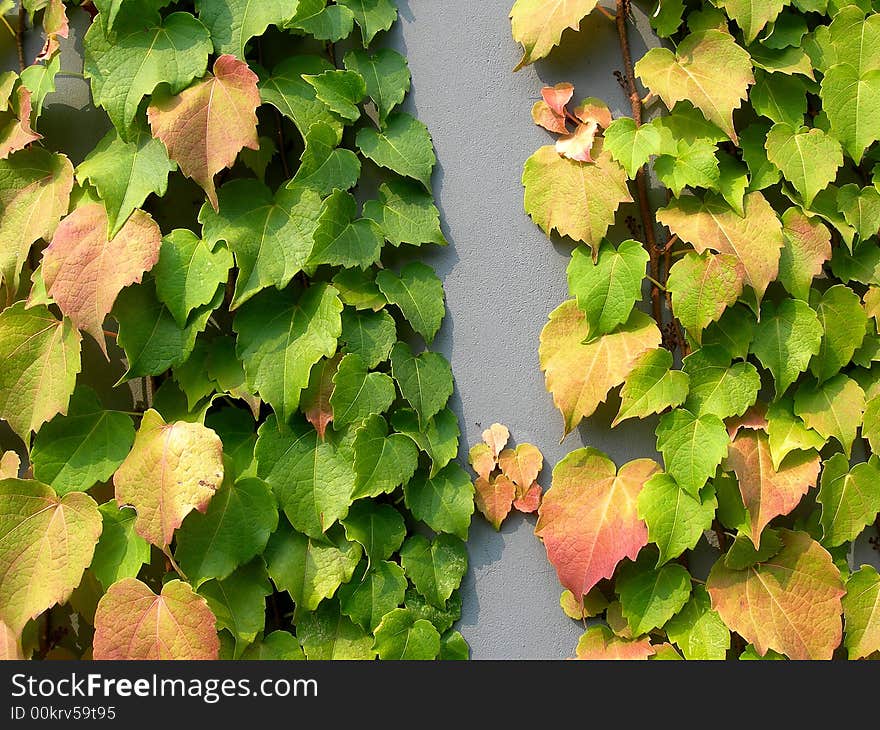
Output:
(613, 348), (689, 426)
(93, 578), (219, 660)
(31, 386), (135, 495)
(522, 143), (631, 258)
(356, 112), (435, 190)
(654, 139), (720, 196)
(536, 448), (660, 602)
(0, 303), (81, 442)
(153, 229), (233, 328)
(707, 529), (844, 659)
(296, 598), (375, 660)
(328, 354), (395, 429)
(617, 556), (692, 635)
(810, 285), (868, 382)
(635, 30), (753, 141)
(258, 56), (343, 142)
(842, 565), (880, 660)
(399, 533), (467, 608)
(474, 475), (516, 530)
(838, 183), (880, 240)
(566, 240), (648, 338)
(377, 262), (445, 343)
(195, 0), (293, 59)
(175, 474), (278, 583)
(0, 148), (73, 294)
(113, 277), (220, 379)
(351, 414), (419, 499)
(638, 473), (718, 566)
(724, 529), (783, 570)
(113, 409), (223, 547)
(391, 407), (459, 478)
(766, 395), (826, 470)
(76, 124), (175, 237)
(750, 71), (809, 128)
(866, 393), (880, 454)
(778, 208), (832, 301)
(817, 453), (880, 548)
(683, 346), (760, 419)
(389, 342), (453, 426)
(664, 584), (730, 660)
(292, 122), (360, 196)
(342, 500), (406, 562)
(656, 409), (728, 498)
(794, 374), (866, 456)
(820, 65), (880, 164)
(727, 429), (820, 548)
(43, 203), (161, 354)
(339, 561), (407, 632)
(498, 443), (544, 495)
(83, 10), (212, 139)
(403, 463), (474, 540)
(301, 353), (340, 436)
(657, 192), (783, 305)
(540, 302), (661, 436)
(750, 298), (823, 397)
(240, 630), (304, 660)
(340, 309), (395, 369)
(603, 116), (676, 178)
(148, 55), (259, 210)
(234, 284), (342, 423)
(255, 414), (354, 540)
(740, 122), (782, 190)
(343, 48), (410, 123)
(574, 625), (655, 659)
(0, 479), (101, 633)
(373, 607), (440, 660)
(764, 123), (842, 207)
(668, 253), (743, 345)
(91, 503), (150, 591)
(308, 189), (383, 269)
(749, 43), (814, 77)
(337, 0), (396, 45)
(303, 69), (366, 122)
(716, 0), (785, 43)
(509, 0), (598, 70)
(265, 519), (361, 611)
(363, 179), (446, 247)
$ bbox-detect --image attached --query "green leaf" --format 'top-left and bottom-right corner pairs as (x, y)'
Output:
(404, 464), (474, 540)
(794, 374), (866, 456)
(820, 65), (880, 163)
(153, 229), (232, 327)
(291, 122), (361, 196)
(838, 183), (880, 240)
(682, 346), (760, 419)
(338, 560), (407, 632)
(717, 152), (749, 215)
(667, 251), (743, 342)
(763, 10), (808, 49)
(399, 533), (467, 608)
(332, 268), (386, 311)
(296, 598), (375, 659)
(865, 393), (880, 453)
(90, 503), (150, 591)
(635, 30), (754, 141)
(817, 453), (880, 547)
(748, 43), (814, 77)
(765, 123), (842, 207)
(807, 6), (880, 75)
(113, 277), (220, 380)
(740, 123), (782, 190)
(195, 0), (293, 59)
(206, 405), (257, 479)
(376, 262), (445, 342)
(308, 189), (383, 270)
(373, 607), (440, 660)
(350, 414), (419, 499)
(303, 69), (366, 122)
(766, 395), (826, 470)
(0, 303), (81, 441)
(175, 474), (278, 583)
(338, 0), (397, 45)
(391, 407), (459, 478)
(509, 0), (598, 69)
(200, 180), (322, 309)
(342, 500), (406, 561)
(20, 55), (60, 119)
(241, 631), (305, 660)
(617, 555), (692, 635)
(654, 139), (720, 196)
(842, 564), (880, 660)
(290, 3), (355, 42)
(234, 284), (342, 423)
(750, 70), (808, 128)
(810, 284), (868, 382)
(258, 56), (343, 141)
(724, 529), (783, 569)
(328, 354), (395, 429)
(566, 240), (648, 338)
(265, 519), (361, 611)
(778, 208), (832, 301)
(750, 298), (823, 397)
(664, 584), (730, 660)
(31, 386), (134, 495)
(831, 238), (880, 285)
(603, 116), (676, 178)
(702, 305), (756, 359)
(76, 124), (175, 236)
(638, 474), (716, 565)
(439, 630), (469, 660)
(614, 348), (689, 426)
(656, 409), (728, 498)
(340, 308), (396, 368)
(343, 48), (410, 123)
(650, 0), (685, 36)
(389, 342), (453, 425)
(363, 178), (446, 247)
(717, 0), (785, 42)
(83, 10), (212, 138)
(356, 112), (435, 190)
(255, 414), (354, 539)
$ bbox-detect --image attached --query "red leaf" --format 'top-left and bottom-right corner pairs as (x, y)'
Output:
(541, 82), (574, 116)
(513, 482), (542, 513)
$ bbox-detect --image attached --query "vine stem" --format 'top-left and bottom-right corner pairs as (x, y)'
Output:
(614, 0), (662, 327)
(16, 2), (24, 72)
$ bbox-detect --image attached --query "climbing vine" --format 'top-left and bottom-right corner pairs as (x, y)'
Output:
(498, 0), (880, 659)
(0, 0), (472, 661)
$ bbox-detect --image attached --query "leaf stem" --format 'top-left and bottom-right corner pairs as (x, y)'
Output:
(596, 4), (616, 21)
(163, 547), (188, 581)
